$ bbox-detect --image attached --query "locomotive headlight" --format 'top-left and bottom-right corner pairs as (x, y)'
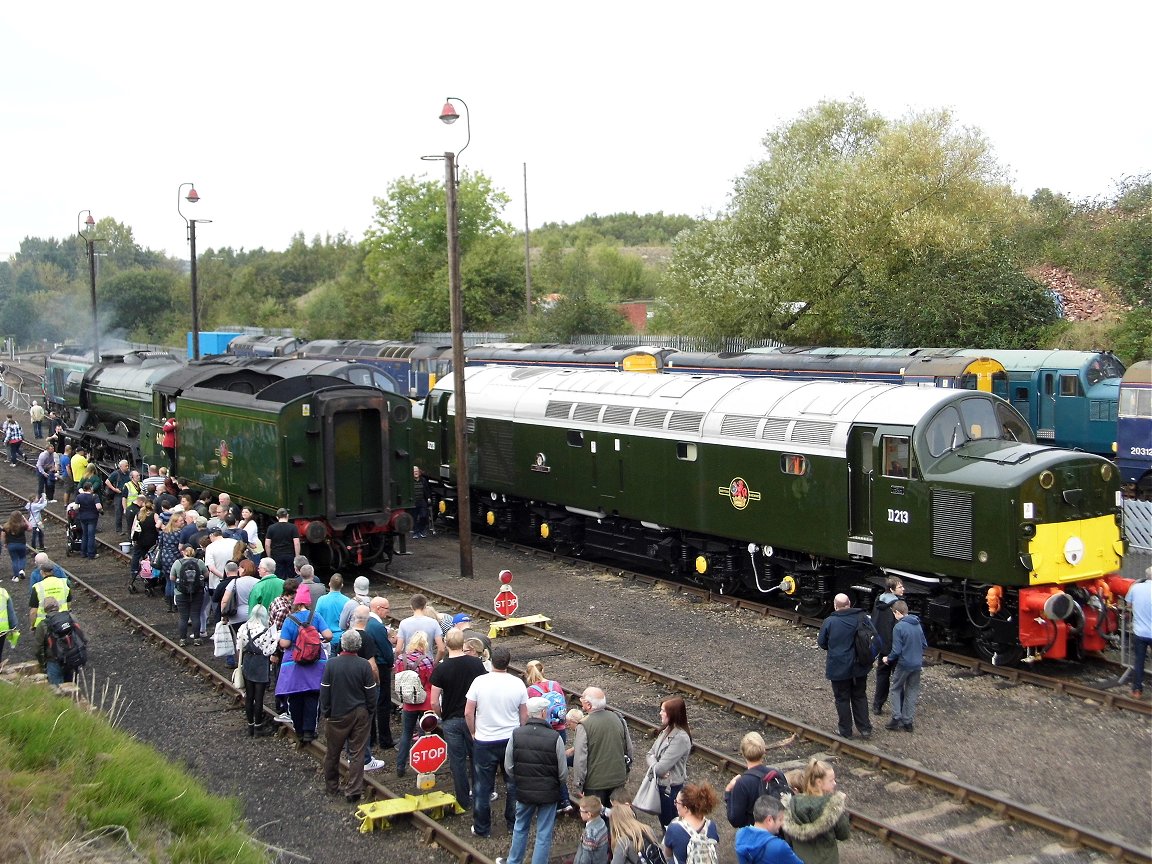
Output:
(1100, 463), (1113, 482)
(1038, 470), (1055, 490)
(1020, 523), (1036, 538)
(977, 551), (989, 563)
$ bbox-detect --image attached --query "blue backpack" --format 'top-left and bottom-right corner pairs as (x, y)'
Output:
(529, 680), (568, 726)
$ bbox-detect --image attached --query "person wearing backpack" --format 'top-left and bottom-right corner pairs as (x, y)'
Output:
(171, 546), (207, 647)
(524, 659), (573, 814)
(662, 782), (720, 864)
(816, 593), (874, 740)
(608, 799), (663, 864)
(645, 697), (693, 829)
(236, 603), (278, 736)
(781, 758), (849, 864)
(724, 732), (789, 829)
(735, 795), (803, 864)
(883, 600), (928, 733)
(871, 576), (904, 715)
(276, 582), (333, 746)
(392, 630), (435, 776)
(34, 597), (87, 686)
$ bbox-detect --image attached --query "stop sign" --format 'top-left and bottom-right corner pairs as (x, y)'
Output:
(409, 733), (448, 773)
(494, 588), (519, 617)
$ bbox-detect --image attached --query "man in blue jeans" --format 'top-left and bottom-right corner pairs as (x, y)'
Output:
(465, 646), (528, 837)
(497, 696), (566, 864)
(883, 600), (928, 732)
(430, 629), (487, 808)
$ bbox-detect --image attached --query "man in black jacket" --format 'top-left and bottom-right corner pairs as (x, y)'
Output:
(320, 629), (378, 802)
(497, 696), (566, 864)
(871, 576), (904, 714)
(817, 593), (874, 740)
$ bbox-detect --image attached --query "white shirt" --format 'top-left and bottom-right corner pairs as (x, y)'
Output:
(1128, 580), (1152, 639)
(204, 537), (237, 590)
(466, 671), (527, 742)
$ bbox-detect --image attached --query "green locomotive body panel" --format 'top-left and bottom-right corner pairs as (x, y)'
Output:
(426, 366), (1121, 594)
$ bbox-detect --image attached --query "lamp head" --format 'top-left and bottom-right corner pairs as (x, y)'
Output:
(439, 101), (459, 125)
(84, 213), (95, 229)
(185, 187), (200, 204)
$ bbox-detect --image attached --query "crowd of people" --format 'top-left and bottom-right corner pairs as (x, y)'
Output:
(2, 398), (1150, 864)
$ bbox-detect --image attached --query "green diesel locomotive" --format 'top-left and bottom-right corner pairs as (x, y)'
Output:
(418, 366), (1129, 663)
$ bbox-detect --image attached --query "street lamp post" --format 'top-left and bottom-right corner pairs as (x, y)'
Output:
(439, 97), (474, 579)
(177, 184), (211, 360)
(76, 210), (99, 360)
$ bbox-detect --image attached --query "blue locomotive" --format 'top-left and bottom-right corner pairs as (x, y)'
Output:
(1117, 360), (1152, 499)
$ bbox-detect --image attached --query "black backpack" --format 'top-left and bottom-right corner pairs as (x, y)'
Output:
(176, 558), (204, 595)
(854, 615), (881, 667)
(758, 767), (791, 801)
(638, 838), (668, 864)
(47, 612), (88, 671)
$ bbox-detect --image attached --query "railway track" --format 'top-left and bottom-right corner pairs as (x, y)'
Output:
(371, 566), (1151, 864)
(0, 485), (492, 864)
(472, 535), (1149, 718)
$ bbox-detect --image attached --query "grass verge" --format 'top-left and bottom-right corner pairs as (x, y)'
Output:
(0, 680), (268, 864)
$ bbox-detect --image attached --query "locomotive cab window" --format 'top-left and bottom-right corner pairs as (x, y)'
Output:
(1059, 375), (1082, 397)
(780, 454), (808, 476)
(567, 430), (584, 448)
(676, 442), (697, 461)
(882, 436), (910, 478)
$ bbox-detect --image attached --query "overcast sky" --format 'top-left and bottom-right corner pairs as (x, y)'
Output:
(3, 1), (1148, 262)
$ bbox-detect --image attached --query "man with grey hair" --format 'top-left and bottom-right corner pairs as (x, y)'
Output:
(320, 628), (378, 802)
(349, 603), (386, 771)
(571, 686), (632, 810)
(246, 558), (284, 616)
(498, 695), (566, 864)
(296, 561), (327, 608)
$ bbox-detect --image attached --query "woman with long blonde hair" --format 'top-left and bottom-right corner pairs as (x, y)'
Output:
(609, 798), (659, 863)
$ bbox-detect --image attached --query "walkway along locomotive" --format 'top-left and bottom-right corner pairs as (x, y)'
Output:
(53, 351), (415, 569)
(418, 366), (1131, 664)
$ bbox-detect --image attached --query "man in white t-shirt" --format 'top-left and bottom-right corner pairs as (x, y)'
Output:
(202, 528), (237, 634)
(394, 593), (446, 661)
(465, 645), (528, 838)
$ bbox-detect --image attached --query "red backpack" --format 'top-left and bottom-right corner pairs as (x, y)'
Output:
(291, 610), (322, 665)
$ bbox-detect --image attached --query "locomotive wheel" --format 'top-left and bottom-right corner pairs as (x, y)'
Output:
(796, 594), (830, 618)
(361, 535), (388, 567)
(972, 630), (1023, 666)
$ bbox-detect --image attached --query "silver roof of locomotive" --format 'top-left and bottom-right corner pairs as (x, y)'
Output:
(441, 366), (999, 456)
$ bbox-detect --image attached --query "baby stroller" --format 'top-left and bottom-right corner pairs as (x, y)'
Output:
(129, 545), (163, 597)
(64, 505), (84, 557)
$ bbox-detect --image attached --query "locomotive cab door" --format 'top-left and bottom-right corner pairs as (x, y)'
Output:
(847, 427), (875, 557)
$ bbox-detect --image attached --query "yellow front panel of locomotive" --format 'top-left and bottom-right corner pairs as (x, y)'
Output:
(1027, 513), (1123, 585)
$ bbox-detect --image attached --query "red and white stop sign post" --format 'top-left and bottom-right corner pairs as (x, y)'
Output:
(494, 587), (519, 617)
(409, 733), (448, 774)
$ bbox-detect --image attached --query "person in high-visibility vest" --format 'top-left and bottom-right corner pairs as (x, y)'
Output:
(0, 583), (18, 667)
(30, 566), (70, 628)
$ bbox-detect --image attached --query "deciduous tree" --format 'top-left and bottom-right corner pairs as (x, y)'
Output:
(660, 99), (1028, 343)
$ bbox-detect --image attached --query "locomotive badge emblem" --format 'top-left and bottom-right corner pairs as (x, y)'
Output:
(530, 452), (551, 474)
(215, 440), (232, 468)
(719, 477), (760, 510)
